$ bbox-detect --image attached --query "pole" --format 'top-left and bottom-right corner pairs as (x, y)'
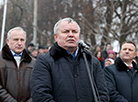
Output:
(33, 0), (37, 45)
(78, 43), (100, 102)
(82, 52), (99, 102)
(0, 0), (8, 50)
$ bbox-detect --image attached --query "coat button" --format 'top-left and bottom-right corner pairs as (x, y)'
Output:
(77, 96), (80, 100)
(74, 74), (78, 78)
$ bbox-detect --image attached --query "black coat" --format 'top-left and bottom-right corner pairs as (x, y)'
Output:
(30, 43), (109, 102)
(102, 50), (108, 59)
(104, 57), (138, 102)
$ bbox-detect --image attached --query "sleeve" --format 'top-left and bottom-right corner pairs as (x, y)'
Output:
(0, 85), (17, 102)
(30, 54), (56, 102)
(104, 67), (128, 102)
(92, 58), (110, 102)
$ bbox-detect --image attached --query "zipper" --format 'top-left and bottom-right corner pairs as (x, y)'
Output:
(17, 58), (23, 80)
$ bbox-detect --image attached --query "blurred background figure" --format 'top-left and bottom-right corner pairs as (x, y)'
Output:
(133, 56), (138, 65)
(44, 46), (51, 53)
(93, 50), (105, 68)
(30, 46), (38, 58)
(38, 45), (45, 54)
(107, 50), (116, 60)
(104, 58), (114, 67)
(26, 43), (34, 54)
(93, 44), (101, 54)
(102, 42), (112, 59)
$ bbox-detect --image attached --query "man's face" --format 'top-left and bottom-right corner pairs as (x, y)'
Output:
(6, 30), (26, 54)
(38, 49), (45, 54)
(120, 43), (137, 62)
(106, 44), (111, 51)
(54, 21), (79, 53)
(96, 46), (100, 51)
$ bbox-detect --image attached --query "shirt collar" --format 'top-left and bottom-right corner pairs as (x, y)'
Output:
(10, 50), (23, 56)
(66, 47), (79, 59)
(124, 62), (133, 67)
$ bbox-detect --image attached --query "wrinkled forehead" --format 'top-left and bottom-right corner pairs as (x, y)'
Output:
(11, 30), (26, 36)
(9, 30), (26, 40)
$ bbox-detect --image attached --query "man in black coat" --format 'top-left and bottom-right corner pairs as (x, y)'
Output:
(104, 41), (138, 102)
(102, 42), (111, 59)
(30, 17), (109, 102)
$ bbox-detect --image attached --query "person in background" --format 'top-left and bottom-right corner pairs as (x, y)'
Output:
(93, 44), (101, 54)
(30, 17), (109, 102)
(93, 50), (105, 68)
(107, 50), (116, 60)
(0, 27), (35, 102)
(44, 46), (51, 53)
(38, 45), (45, 54)
(103, 50), (116, 68)
(104, 41), (138, 102)
(133, 56), (138, 65)
(104, 58), (114, 67)
(30, 46), (38, 58)
(26, 43), (35, 54)
(102, 42), (112, 59)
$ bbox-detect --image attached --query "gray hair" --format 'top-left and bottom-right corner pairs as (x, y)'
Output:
(7, 27), (26, 40)
(53, 17), (81, 34)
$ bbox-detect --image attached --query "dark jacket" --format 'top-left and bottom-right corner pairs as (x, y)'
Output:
(104, 57), (138, 102)
(30, 42), (109, 102)
(102, 50), (108, 59)
(0, 44), (35, 102)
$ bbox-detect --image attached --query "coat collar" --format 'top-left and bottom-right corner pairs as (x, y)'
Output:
(49, 42), (92, 60)
(115, 57), (138, 71)
(2, 44), (32, 62)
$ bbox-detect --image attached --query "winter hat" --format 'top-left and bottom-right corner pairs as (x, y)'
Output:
(38, 45), (45, 49)
(105, 58), (114, 64)
(27, 43), (34, 47)
(108, 50), (115, 55)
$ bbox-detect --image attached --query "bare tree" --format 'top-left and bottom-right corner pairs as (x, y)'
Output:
(0, 0), (138, 50)
(100, 0), (138, 48)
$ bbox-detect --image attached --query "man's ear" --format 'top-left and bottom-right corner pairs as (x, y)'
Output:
(119, 51), (121, 56)
(54, 34), (57, 42)
(6, 39), (9, 45)
(135, 52), (137, 58)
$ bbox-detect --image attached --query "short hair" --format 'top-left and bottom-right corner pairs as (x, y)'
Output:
(53, 17), (81, 34)
(106, 42), (111, 46)
(121, 41), (137, 51)
(7, 27), (26, 40)
(27, 43), (34, 47)
(38, 45), (45, 49)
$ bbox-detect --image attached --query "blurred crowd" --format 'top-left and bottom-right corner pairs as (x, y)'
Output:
(27, 41), (138, 68)
(26, 43), (51, 58)
(93, 42), (138, 68)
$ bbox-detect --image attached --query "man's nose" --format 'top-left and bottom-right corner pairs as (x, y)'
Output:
(17, 40), (22, 44)
(68, 31), (73, 36)
(125, 49), (130, 53)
